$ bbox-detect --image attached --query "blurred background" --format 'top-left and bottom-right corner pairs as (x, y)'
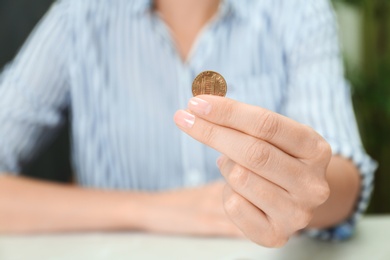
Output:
(0, 0), (72, 183)
(0, 0), (389, 213)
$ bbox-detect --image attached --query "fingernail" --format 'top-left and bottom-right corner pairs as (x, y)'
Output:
(188, 97), (212, 115)
(216, 156), (224, 168)
(174, 110), (195, 128)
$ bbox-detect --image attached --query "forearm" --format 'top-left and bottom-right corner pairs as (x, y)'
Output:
(308, 155), (361, 229)
(0, 175), (242, 237)
(0, 175), (146, 234)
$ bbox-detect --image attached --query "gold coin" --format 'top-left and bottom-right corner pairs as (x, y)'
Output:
(192, 71), (227, 97)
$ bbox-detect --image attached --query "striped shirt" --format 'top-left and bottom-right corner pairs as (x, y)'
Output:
(0, 0), (377, 240)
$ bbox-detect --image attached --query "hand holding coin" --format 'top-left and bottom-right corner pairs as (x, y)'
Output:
(174, 75), (331, 247)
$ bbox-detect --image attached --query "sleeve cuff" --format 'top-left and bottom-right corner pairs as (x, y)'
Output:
(0, 141), (22, 175)
(303, 140), (377, 241)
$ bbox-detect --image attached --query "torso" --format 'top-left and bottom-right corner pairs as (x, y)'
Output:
(66, 0), (286, 190)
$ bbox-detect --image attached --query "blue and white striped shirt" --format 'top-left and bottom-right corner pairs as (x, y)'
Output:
(0, 0), (376, 240)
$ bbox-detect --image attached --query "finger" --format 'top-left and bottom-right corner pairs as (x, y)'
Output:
(218, 157), (289, 216)
(187, 95), (327, 161)
(223, 185), (289, 248)
(174, 110), (306, 191)
(219, 157), (311, 233)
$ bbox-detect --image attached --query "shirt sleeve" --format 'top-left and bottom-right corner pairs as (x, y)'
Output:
(0, 1), (70, 175)
(279, 0), (377, 240)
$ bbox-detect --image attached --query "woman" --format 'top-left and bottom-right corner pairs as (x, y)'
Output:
(0, 0), (376, 247)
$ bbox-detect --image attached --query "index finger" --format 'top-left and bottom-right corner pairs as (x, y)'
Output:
(187, 95), (324, 160)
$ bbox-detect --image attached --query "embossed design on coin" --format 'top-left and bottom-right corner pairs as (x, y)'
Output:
(192, 71), (227, 97)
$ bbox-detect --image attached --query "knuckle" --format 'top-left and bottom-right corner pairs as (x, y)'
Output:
(224, 192), (243, 219)
(314, 182), (330, 205)
(291, 186), (328, 229)
(227, 164), (250, 189)
(254, 112), (279, 141)
(303, 178), (330, 206)
(294, 208), (313, 230)
(245, 141), (272, 169)
(311, 138), (332, 164)
(201, 123), (218, 145)
(219, 99), (237, 123)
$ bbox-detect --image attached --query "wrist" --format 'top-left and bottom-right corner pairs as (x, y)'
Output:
(119, 191), (157, 231)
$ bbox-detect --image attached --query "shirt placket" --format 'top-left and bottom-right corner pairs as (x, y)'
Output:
(181, 13), (227, 187)
(153, 9), (223, 187)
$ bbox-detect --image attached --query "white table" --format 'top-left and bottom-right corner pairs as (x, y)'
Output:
(0, 215), (389, 260)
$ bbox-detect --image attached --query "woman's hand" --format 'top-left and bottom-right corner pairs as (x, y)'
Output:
(174, 95), (332, 247)
(140, 181), (243, 238)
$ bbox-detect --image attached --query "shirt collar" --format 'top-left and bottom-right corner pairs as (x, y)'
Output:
(129, 0), (153, 14)
(220, 0), (248, 20)
(223, 0), (263, 30)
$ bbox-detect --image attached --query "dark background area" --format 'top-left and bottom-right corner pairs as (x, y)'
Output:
(0, 0), (71, 183)
(0, 0), (389, 213)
